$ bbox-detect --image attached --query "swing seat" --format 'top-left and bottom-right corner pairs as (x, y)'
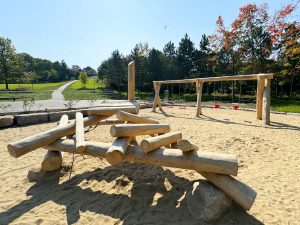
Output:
(233, 105), (239, 110)
(213, 104), (220, 109)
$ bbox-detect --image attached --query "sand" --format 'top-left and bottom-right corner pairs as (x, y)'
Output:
(0, 107), (299, 225)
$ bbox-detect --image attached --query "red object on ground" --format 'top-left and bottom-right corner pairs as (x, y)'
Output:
(233, 105), (239, 110)
(214, 104), (220, 109)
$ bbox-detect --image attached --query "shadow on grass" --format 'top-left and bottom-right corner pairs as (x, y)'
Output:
(0, 163), (263, 225)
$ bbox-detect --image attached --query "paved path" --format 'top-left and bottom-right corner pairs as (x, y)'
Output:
(52, 80), (76, 100)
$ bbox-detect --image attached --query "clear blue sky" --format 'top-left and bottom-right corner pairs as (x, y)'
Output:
(0, 0), (298, 69)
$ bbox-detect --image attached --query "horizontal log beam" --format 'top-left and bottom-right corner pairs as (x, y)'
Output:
(85, 105), (139, 116)
(141, 132), (182, 153)
(7, 115), (110, 158)
(116, 110), (159, 124)
(110, 124), (170, 137)
(154, 73), (273, 84)
(45, 140), (238, 176)
(106, 137), (129, 165)
(178, 139), (199, 152)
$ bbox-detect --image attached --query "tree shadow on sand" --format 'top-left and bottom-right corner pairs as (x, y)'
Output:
(0, 163), (263, 225)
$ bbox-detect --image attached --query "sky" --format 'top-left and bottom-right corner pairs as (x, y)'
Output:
(0, 0), (299, 69)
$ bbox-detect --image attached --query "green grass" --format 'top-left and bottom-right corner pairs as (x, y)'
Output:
(0, 82), (67, 100)
(63, 78), (112, 100)
(271, 98), (300, 113)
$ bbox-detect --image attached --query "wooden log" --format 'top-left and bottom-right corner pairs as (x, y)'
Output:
(256, 77), (265, 120)
(126, 145), (238, 176)
(152, 83), (162, 112)
(85, 105), (139, 116)
(262, 79), (271, 125)
(196, 81), (203, 116)
(7, 115), (109, 158)
(75, 112), (85, 152)
(41, 114), (68, 171)
(155, 73), (273, 84)
(45, 141), (238, 176)
(199, 172), (257, 210)
(110, 124), (170, 137)
(178, 139), (199, 152)
(45, 139), (110, 157)
(105, 137), (129, 165)
(116, 110), (159, 124)
(128, 61), (135, 101)
(140, 131), (182, 153)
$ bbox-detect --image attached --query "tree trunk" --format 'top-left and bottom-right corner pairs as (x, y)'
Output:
(290, 75), (294, 97)
(5, 79), (9, 90)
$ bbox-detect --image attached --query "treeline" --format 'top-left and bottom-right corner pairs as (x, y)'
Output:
(98, 3), (300, 97)
(0, 39), (97, 89)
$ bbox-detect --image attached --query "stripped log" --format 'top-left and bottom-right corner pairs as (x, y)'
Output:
(256, 77), (265, 120)
(41, 114), (68, 171)
(105, 137), (129, 165)
(75, 112), (85, 152)
(178, 139), (199, 152)
(85, 105), (139, 116)
(262, 79), (271, 125)
(199, 172), (257, 210)
(128, 61), (135, 101)
(141, 131), (182, 153)
(116, 110), (159, 124)
(45, 141), (238, 176)
(110, 124), (170, 137)
(7, 115), (109, 158)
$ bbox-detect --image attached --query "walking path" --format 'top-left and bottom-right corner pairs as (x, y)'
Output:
(52, 80), (76, 100)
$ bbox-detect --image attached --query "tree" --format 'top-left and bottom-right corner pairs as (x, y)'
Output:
(163, 41), (178, 80)
(177, 34), (195, 79)
(280, 23), (300, 96)
(78, 71), (88, 88)
(70, 65), (81, 78)
(0, 37), (17, 89)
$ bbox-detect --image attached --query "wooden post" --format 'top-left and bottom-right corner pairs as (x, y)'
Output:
(152, 82), (162, 112)
(7, 115), (109, 158)
(140, 131), (182, 153)
(200, 172), (257, 210)
(196, 81), (203, 116)
(128, 61), (135, 101)
(263, 79), (271, 125)
(75, 112), (85, 152)
(105, 137), (129, 165)
(256, 76), (265, 120)
(110, 124), (170, 137)
(41, 114), (68, 171)
(196, 80), (199, 95)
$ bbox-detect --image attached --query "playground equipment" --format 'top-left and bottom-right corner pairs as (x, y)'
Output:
(5, 61), (257, 216)
(152, 73), (273, 125)
(7, 108), (257, 211)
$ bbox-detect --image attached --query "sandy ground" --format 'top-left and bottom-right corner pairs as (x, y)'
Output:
(0, 107), (299, 225)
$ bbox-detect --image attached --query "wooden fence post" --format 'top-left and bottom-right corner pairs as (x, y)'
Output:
(196, 81), (203, 117)
(128, 61), (135, 101)
(262, 79), (271, 125)
(256, 76), (265, 120)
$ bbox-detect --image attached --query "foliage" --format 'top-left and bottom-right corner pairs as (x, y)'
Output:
(78, 72), (88, 87)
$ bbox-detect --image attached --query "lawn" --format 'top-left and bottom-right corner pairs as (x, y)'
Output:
(0, 82), (67, 101)
(63, 78), (117, 100)
(271, 98), (300, 113)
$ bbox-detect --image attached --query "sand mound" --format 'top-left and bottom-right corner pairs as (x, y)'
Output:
(1, 107), (299, 224)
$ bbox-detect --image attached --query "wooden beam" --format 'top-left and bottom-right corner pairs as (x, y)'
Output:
(75, 112), (85, 152)
(178, 139), (199, 152)
(110, 124), (170, 137)
(41, 114), (68, 171)
(196, 81), (203, 116)
(116, 110), (159, 124)
(200, 172), (257, 210)
(262, 79), (271, 125)
(140, 131), (182, 153)
(128, 61), (135, 101)
(7, 115), (109, 158)
(256, 77), (265, 120)
(45, 141), (238, 176)
(85, 105), (139, 116)
(105, 137), (129, 165)
(154, 73), (273, 84)
(152, 82), (162, 112)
